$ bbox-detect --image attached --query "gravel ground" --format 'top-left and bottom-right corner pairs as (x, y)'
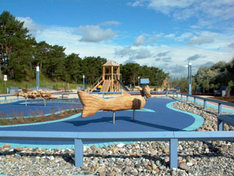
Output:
(0, 98), (233, 176)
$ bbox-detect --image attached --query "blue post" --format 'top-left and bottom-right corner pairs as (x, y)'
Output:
(217, 119), (224, 131)
(75, 139), (83, 167)
(36, 66), (40, 91)
(133, 109), (135, 121)
(203, 100), (207, 110)
(218, 103), (222, 114)
(170, 138), (178, 169)
(194, 97), (197, 105)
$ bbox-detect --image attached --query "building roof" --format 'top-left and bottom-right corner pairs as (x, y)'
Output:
(103, 60), (119, 67)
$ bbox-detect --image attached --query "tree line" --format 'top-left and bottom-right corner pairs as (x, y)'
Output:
(169, 59), (234, 93)
(0, 11), (168, 87)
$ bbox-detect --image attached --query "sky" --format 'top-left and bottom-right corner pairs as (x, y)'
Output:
(1, 0), (234, 77)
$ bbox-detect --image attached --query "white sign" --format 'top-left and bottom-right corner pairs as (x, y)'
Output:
(36, 66), (40, 72)
(3, 75), (7, 81)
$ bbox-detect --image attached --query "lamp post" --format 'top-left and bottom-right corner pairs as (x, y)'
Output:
(4, 75), (7, 93)
(83, 75), (85, 90)
(138, 76), (140, 86)
(188, 62), (192, 95)
(36, 66), (40, 91)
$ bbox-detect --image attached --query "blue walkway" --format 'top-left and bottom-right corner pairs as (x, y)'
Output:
(0, 99), (80, 118)
(0, 98), (204, 146)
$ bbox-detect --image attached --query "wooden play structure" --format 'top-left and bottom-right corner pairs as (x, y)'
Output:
(15, 89), (54, 99)
(91, 60), (128, 92)
(15, 89), (56, 106)
(162, 77), (168, 90)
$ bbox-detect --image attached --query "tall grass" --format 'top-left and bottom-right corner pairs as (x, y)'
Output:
(0, 78), (82, 94)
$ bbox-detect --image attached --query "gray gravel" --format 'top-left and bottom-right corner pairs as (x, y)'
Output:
(0, 99), (233, 176)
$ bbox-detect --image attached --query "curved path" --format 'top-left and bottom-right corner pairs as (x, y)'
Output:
(0, 98), (204, 146)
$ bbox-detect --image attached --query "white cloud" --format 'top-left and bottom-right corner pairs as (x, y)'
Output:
(134, 35), (146, 46)
(165, 34), (175, 38)
(134, 48), (152, 59)
(187, 36), (214, 45)
(186, 54), (206, 62)
(228, 42), (234, 48)
(161, 57), (172, 62)
(129, 0), (234, 29)
(16, 17), (44, 37)
(148, 0), (195, 15)
(157, 51), (170, 57)
(36, 27), (80, 46)
(129, 0), (195, 14)
(115, 47), (152, 60)
(78, 25), (116, 42)
(176, 32), (193, 41)
(17, 16), (234, 78)
(198, 61), (215, 68)
(133, 34), (157, 46)
(115, 47), (134, 57)
(99, 21), (121, 26)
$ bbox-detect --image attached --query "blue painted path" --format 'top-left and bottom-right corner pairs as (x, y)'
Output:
(0, 98), (204, 146)
(0, 99), (80, 118)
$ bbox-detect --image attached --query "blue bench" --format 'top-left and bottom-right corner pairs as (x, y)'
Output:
(217, 115), (234, 131)
(214, 86), (229, 96)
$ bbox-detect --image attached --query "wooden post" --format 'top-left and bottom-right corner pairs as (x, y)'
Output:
(102, 66), (105, 81)
(111, 66), (113, 92)
(117, 66), (120, 91)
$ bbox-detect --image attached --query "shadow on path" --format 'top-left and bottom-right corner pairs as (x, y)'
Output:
(66, 116), (181, 131)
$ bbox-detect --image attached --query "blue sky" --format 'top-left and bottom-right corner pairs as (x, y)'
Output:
(1, 0), (234, 77)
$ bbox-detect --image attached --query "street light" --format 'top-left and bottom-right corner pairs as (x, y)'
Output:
(83, 75), (85, 90)
(188, 62), (192, 95)
(138, 76), (140, 86)
(36, 66), (40, 91)
(4, 75), (7, 93)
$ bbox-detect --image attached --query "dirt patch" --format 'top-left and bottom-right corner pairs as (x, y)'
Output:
(0, 108), (82, 126)
(182, 92), (234, 103)
(211, 96), (234, 103)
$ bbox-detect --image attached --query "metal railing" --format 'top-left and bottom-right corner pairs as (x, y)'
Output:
(2, 91), (233, 114)
(0, 131), (233, 169)
(0, 90), (173, 101)
(172, 92), (234, 114)
(0, 94), (20, 101)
